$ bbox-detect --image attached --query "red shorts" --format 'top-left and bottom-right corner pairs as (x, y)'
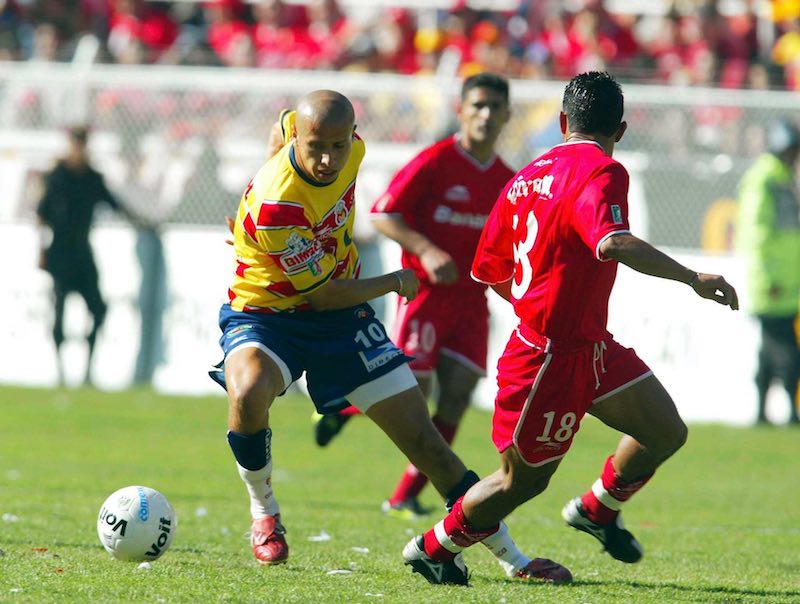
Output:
(592, 336), (653, 403)
(492, 329), (651, 466)
(391, 287), (488, 375)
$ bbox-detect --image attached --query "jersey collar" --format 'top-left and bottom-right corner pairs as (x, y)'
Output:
(289, 144), (332, 188)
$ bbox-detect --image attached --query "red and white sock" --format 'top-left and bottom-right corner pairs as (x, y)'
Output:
(421, 498), (499, 561)
(581, 455), (653, 525)
(388, 416), (457, 505)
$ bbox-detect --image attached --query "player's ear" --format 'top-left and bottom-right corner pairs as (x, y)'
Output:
(615, 121), (627, 143)
(559, 112), (567, 136)
(291, 125), (297, 140)
(353, 123), (357, 133)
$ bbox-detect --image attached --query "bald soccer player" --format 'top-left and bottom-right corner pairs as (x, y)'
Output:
(210, 91), (550, 580)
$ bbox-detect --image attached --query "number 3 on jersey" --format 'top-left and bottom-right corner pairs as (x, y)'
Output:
(512, 210), (538, 299)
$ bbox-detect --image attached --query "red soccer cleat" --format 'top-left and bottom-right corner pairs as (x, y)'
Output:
(513, 558), (573, 584)
(251, 515), (289, 565)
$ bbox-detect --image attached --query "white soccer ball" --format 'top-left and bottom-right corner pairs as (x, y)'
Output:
(97, 486), (177, 562)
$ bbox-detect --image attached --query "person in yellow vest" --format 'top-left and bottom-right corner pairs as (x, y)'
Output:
(737, 119), (800, 425)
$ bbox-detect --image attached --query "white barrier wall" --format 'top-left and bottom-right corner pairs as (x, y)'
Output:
(2, 222), (789, 425)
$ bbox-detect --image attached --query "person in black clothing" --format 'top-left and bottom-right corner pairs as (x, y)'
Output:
(36, 126), (140, 386)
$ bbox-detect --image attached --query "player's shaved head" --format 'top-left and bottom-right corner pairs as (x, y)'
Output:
(291, 90), (356, 184)
(295, 90), (355, 132)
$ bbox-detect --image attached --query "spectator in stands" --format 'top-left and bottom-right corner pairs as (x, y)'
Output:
(36, 126), (144, 387)
(736, 119), (800, 425)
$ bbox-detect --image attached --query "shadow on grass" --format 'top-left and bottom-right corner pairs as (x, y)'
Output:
(482, 575), (800, 600)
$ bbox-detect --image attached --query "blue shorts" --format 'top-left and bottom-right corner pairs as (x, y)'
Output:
(209, 303), (412, 414)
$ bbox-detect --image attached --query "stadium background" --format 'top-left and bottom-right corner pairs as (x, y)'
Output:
(1, 0), (799, 424)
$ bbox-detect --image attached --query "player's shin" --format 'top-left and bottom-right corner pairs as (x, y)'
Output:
(444, 470), (531, 574)
(581, 455), (652, 523)
(422, 498), (499, 561)
(228, 428), (280, 518)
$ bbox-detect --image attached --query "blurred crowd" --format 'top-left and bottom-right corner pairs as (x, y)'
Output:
(1, 0), (800, 90)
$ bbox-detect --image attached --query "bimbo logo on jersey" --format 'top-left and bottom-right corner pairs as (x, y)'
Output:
(279, 233), (324, 276)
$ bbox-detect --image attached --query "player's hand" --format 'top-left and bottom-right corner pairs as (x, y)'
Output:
(691, 273), (739, 310)
(393, 269), (420, 303)
(225, 215), (235, 246)
(420, 246), (458, 285)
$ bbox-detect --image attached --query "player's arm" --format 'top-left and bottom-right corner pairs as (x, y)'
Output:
(371, 214), (458, 284)
(599, 233), (739, 310)
(265, 120), (285, 160)
(304, 268), (419, 311)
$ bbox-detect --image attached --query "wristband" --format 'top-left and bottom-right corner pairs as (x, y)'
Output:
(393, 271), (404, 293)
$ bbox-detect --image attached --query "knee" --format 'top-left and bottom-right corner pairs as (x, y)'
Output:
(498, 471), (551, 507)
(652, 420), (688, 461)
(228, 378), (276, 433)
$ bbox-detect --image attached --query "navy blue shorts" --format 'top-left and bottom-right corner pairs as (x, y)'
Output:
(209, 303), (412, 413)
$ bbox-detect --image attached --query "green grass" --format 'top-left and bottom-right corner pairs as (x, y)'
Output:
(0, 385), (798, 603)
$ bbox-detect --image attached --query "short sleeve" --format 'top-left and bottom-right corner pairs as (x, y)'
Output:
(370, 149), (431, 223)
(572, 163), (630, 260)
(246, 200), (337, 293)
(471, 187), (514, 284)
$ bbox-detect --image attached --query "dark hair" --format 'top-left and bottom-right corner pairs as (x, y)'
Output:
(562, 72), (624, 137)
(461, 72), (509, 103)
(68, 125), (90, 144)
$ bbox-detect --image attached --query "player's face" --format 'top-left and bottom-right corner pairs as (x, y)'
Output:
(459, 87), (510, 148)
(294, 119), (354, 184)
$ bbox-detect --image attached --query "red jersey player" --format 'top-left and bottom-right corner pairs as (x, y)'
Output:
(371, 72), (515, 519)
(402, 71), (739, 586)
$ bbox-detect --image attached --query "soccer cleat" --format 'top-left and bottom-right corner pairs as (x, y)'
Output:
(251, 515), (289, 565)
(562, 497), (643, 563)
(381, 497), (433, 521)
(512, 558), (573, 584)
(312, 412), (352, 447)
(402, 535), (469, 586)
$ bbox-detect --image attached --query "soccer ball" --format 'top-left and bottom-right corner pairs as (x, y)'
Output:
(97, 486), (177, 562)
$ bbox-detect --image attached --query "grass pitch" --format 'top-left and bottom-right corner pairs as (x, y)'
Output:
(0, 385), (798, 603)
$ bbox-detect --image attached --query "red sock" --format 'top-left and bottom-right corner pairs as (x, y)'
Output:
(389, 416), (457, 505)
(339, 405), (361, 417)
(581, 455), (653, 524)
(421, 498), (499, 561)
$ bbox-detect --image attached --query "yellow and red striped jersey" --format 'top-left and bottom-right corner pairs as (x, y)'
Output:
(228, 110), (365, 312)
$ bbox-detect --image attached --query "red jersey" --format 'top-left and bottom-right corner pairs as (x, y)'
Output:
(370, 136), (515, 299)
(472, 141), (630, 345)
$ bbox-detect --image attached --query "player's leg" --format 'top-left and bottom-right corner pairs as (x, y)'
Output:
(403, 447), (571, 586)
(564, 368), (687, 563)
(382, 371), (436, 517)
(364, 375), (467, 497)
(403, 335), (592, 585)
(381, 294), (442, 514)
(224, 344), (291, 565)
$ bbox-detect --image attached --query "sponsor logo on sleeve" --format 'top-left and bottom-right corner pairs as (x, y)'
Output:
(280, 233), (324, 276)
(611, 204), (623, 224)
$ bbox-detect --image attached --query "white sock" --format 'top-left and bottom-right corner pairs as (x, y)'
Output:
(236, 459), (280, 518)
(481, 521), (531, 576)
